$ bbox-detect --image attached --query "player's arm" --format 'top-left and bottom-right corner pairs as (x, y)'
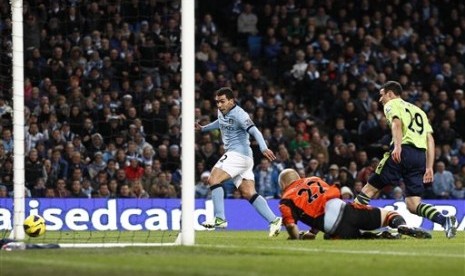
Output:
(280, 202), (313, 240)
(248, 126), (276, 161)
(285, 224), (317, 240)
(196, 120), (219, 132)
(299, 230), (317, 240)
(280, 203), (300, 239)
(390, 117), (403, 163)
(285, 223), (301, 239)
(423, 132), (435, 183)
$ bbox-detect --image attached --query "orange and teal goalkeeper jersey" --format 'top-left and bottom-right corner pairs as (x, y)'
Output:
(383, 98), (433, 150)
(279, 177), (341, 231)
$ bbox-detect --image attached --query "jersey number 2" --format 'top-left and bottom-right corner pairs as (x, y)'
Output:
(405, 108), (424, 135)
(219, 154), (228, 162)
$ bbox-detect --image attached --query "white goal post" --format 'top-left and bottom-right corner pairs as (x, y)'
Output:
(9, 0), (196, 246)
(180, 0), (196, 246)
(11, 0), (26, 241)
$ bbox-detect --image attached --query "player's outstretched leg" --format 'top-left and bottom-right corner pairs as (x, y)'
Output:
(416, 203), (457, 239)
(202, 184), (228, 229)
(248, 194), (282, 237)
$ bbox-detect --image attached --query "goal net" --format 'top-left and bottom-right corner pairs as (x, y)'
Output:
(2, 0), (195, 247)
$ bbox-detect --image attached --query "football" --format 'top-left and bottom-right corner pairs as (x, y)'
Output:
(23, 214), (46, 237)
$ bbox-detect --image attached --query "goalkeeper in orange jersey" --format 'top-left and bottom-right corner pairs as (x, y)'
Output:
(278, 169), (431, 240)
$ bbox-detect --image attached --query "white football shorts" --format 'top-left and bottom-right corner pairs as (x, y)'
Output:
(213, 151), (254, 188)
(324, 198), (346, 234)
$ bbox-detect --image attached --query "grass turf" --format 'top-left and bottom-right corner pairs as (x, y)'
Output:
(0, 231), (463, 276)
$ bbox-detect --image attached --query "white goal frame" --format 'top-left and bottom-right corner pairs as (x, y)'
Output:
(10, 0), (196, 247)
(11, 0), (26, 241)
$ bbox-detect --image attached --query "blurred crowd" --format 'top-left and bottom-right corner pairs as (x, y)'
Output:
(195, 0), (465, 200)
(0, 0), (463, 201)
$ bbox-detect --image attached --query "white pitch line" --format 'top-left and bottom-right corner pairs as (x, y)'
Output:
(58, 242), (179, 248)
(198, 244), (465, 259)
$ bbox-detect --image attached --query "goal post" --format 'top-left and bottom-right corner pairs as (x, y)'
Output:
(180, 0), (196, 246)
(8, 0), (196, 246)
(11, 0), (26, 241)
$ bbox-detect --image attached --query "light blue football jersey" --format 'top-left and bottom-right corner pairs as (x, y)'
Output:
(218, 105), (255, 158)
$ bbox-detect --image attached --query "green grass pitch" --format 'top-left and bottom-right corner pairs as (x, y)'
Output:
(0, 231), (463, 276)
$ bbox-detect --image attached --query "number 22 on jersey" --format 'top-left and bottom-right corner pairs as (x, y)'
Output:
(296, 179), (327, 204)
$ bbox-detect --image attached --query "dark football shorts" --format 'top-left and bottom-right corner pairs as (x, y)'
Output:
(368, 145), (426, 197)
(330, 203), (381, 239)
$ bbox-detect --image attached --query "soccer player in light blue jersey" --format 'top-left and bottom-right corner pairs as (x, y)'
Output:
(196, 87), (282, 237)
(354, 81), (457, 239)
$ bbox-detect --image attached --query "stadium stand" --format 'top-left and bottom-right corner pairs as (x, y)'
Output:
(0, 0), (464, 200)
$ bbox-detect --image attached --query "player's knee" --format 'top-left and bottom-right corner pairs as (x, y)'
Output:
(385, 211), (406, 228)
(207, 175), (223, 186)
(240, 189), (255, 199)
(207, 178), (217, 186)
(238, 180), (256, 199)
(238, 186), (255, 199)
(405, 197), (421, 214)
(406, 203), (417, 214)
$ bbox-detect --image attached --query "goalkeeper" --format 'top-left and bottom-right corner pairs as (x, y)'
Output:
(278, 169), (431, 240)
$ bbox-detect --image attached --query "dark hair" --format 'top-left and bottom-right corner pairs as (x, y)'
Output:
(215, 87), (234, 99)
(382, 81), (403, 95)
